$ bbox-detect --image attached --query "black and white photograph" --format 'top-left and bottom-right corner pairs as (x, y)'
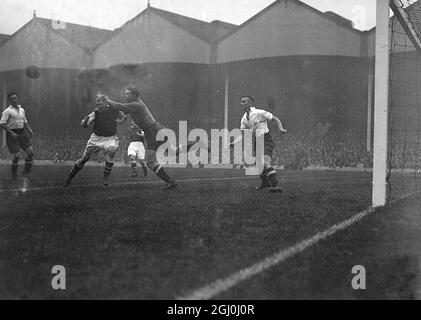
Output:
(0, 0), (421, 303)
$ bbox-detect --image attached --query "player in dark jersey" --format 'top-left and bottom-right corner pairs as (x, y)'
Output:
(103, 88), (182, 190)
(128, 122), (148, 177)
(64, 95), (127, 187)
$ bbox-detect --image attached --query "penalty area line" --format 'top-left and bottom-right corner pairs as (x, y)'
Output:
(177, 190), (421, 300)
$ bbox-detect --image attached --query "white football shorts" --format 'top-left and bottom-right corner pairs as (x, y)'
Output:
(128, 141), (146, 160)
(83, 133), (119, 158)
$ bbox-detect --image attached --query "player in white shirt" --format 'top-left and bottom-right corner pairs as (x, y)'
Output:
(231, 95), (287, 192)
(0, 92), (34, 181)
(127, 123), (148, 177)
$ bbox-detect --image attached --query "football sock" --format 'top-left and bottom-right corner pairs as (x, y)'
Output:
(131, 162), (138, 176)
(23, 156), (34, 176)
(266, 167), (278, 187)
(259, 168), (271, 186)
(104, 161), (114, 178)
(151, 164), (176, 184)
(11, 157), (19, 177)
(69, 163), (83, 179)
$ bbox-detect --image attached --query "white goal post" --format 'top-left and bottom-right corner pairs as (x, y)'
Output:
(372, 0), (421, 207)
(372, 0), (391, 207)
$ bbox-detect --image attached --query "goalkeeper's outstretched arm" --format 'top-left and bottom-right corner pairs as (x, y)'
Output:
(106, 98), (141, 114)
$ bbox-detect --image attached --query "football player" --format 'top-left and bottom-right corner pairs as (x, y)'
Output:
(103, 87), (196, 190)
(0, 92), (34, 184)
(127, 122), (148, 177)
(64, 95), (127, 187)
(230, 95), (287, 192)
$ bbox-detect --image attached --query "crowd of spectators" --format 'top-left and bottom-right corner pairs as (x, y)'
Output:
(0, 132), (132, 163)
(1, 122), (420, 170)
(273, 122), (374, 169)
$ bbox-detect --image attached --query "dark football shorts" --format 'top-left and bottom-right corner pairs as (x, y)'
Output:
(254, 133), (275, 158)
(6, 128), (32, 154)
(144, 122), (167, 151)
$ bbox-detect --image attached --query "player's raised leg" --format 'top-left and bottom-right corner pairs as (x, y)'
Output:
(103, 143), (118, 186)
(146, 149), (177, 190)
(64, 145), (98, 186)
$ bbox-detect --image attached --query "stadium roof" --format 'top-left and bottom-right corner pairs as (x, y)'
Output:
(323, 12), (354, 29)
(36, 18), (113, 51)
(105, 6), (238, 46)
(0, 15), (112, 51)
(218, 0), (363, 42)
(151, 7), (237, 43)
(0, 33), (9, 46)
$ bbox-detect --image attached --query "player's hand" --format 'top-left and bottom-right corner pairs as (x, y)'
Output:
(280, 129), (287, 134)
(81, 117), (90, 128)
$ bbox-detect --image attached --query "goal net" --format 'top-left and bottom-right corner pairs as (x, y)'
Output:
(385, 0), (421, 202)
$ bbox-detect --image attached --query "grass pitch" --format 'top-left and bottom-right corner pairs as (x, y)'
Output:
(0, 164), (420, 299)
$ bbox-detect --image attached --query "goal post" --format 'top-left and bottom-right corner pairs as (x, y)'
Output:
(1, 79), (6, 152)
(373, 0), (421, 207)
(373, 0), (391, 207)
